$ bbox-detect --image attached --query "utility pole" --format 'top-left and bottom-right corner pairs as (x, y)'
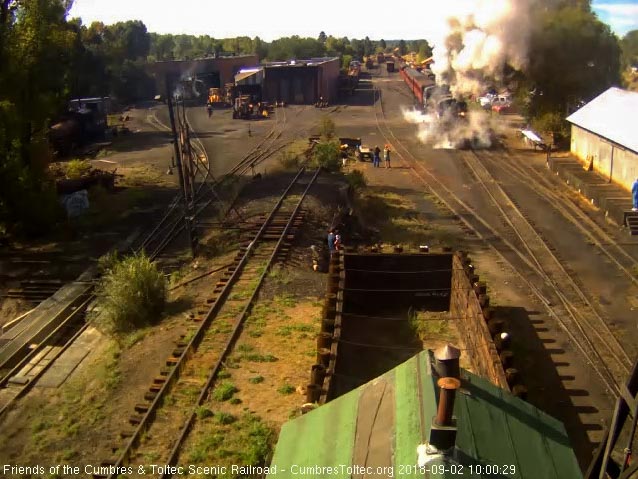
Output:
(166, 74), (194, 256)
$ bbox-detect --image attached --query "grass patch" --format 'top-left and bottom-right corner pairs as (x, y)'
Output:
(196, 407), (214, 420)
(217, 412), (237, 425)
(278, 150), (301, 170)
(213, 382), (238, 402)
(236, 344), (254, 353)
(276, 323), (315, 337)
(409, 310), (453, 341)
(186, 413), (274, 470)
(92, 253), (166, 335)
(65, 159), (92, 179)
(345, 169), (367, 190)
(200, 228), (239, 258)
(277, 384), (295, 395)
(268, 266), (292, 285)
(229, 289), (251, 301)
(245, 353), (278, 363)
(18, 339), (122, 461)
(213, 322), (234, 335)
(249, 376), (265, 384)
(274, 292), (297, 308)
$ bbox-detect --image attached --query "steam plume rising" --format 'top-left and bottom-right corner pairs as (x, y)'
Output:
(403, 0), (534, 148)
(431, 0), (533, 97)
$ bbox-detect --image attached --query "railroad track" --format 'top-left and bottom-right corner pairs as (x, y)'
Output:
(0, 291), (93, 417)
(137, 105), (293, 259)
(0, 107), (299, 418)
(459, 148), (632, 393)
(99, 167), (319, 479)
(479, 148), (638, 287)
(371, 84), (632, 397)
(2, 279), (64, 303)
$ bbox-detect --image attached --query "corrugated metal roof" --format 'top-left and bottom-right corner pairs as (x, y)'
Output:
(268, 351), (582, 479)
(566, 87), (638, 154)
(263, 57), (339, 68)
(234, 69), (262, 83)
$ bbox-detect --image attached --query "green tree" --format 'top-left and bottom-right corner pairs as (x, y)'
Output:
(363, 36), (374, 56)
(350, 38), (364, 59)
(173, 34), (194, 59)
(320, 116), (336, 139)
(417, 41), (432, 61)
(341, 54), (353, 70)
(0, 0), (75, 233)
(318, 31), (327, 44)
(398, 39), (407, 55)
(267, 36), (326, 61)
(326, 35), (347, 56)
(621, 30), (638, 65)
(253, 36), (268, 60)
(379, 39), (386, 51)
(313, 141), (341, 172)
(525, 6), (622, 119)
(150, 33), (175, 61)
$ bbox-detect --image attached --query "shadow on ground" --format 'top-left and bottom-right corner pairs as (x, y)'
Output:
(106, 131), (172, 154)
(495, 305), (597, 468)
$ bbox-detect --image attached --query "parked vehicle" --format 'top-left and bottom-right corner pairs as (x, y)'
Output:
(357, 145), (373, 161)
(491, 96), (513, 113)
(478, 93), (496, 108)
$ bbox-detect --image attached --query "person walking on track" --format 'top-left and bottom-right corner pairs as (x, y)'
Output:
(384, 145), (391, 168)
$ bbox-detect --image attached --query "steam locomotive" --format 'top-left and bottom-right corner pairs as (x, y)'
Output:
(399, 66), (467, 119)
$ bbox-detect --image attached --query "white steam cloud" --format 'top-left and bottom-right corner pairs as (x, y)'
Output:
(404, 0), (534, 148)
(403, 108), (497, 149)
(431, 0), (533, 97)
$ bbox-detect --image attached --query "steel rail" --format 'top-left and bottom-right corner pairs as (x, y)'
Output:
(484, 148), (638, 288)
(474, 149), (638, 354)
(160, 168), (320, 478)
(460, 148), (630, 390)
(138, 105), (290, 258)
(137, 107), (281, 255)
(371, 85), (625, 397)
(103, 166), (316, 479)
(0, 293), (94, 416)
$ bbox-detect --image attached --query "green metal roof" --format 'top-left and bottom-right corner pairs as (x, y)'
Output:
(267, 352), (583, 479)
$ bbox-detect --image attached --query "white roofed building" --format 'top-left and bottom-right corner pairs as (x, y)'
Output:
(566, 87), (638, 191)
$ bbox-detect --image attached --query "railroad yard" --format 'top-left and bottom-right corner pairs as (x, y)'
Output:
(1, 62), (638, 478)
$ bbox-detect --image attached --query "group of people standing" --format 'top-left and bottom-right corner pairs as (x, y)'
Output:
(373, 145), (391, 168)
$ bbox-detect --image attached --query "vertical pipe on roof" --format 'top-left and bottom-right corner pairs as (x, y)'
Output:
(435, 377), (461, 427)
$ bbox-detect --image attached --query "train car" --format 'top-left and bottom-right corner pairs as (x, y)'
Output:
(400, 67), (435, 108)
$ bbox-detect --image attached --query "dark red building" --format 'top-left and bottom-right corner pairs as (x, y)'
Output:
(261, 57), (340, 104)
